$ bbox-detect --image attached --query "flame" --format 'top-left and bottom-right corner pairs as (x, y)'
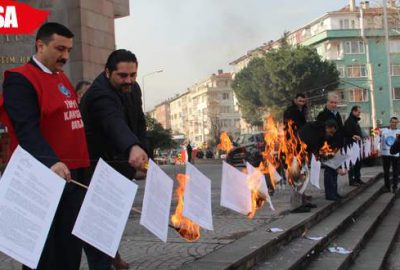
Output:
(246, 169), (267, 219)
(170, 174), (200, 242)
(261, 117), (308, 187)
(320, 141), (335, 156)
(217, 131), (234, 152)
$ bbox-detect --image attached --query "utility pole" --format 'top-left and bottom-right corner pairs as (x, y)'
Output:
(383, 0), (394, 117)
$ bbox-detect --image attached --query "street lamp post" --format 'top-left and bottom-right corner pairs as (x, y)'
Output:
(142, 69), (163, 112)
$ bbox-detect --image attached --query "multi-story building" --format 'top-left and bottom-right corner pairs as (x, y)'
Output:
(152, 70), (241, 147)
(150, 101), (171, 129)
(230, 0), (400, 128)
(185, 70), (241, 146)
(169, 92), (189, 136)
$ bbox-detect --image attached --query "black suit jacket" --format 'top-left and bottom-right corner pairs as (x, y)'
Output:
(79, 72), (147, 179)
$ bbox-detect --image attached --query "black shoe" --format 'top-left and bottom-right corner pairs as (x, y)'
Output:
(393, 186), (398, 194)
(350, 182), (361, 187)
(304, 203), (317, 208)
(382, 187), (391, 193)
(304, 195), (313, 200)
(290, 206), (311, 213)
(356, 180), (366, 185)
(336, 194), (343, 199)
(326, 196), (340, 201)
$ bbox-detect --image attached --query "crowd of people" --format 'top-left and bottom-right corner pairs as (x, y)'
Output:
(283, 92), (400, 213)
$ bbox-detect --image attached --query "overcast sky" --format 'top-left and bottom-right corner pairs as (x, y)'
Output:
(115, 0), (351, 111)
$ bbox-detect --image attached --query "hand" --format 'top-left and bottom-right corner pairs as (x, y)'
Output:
(50, 162), (71, 181)
(337, 168), (347, 175)
(128, 145), (148, 171)
(352, 135), (361, 141)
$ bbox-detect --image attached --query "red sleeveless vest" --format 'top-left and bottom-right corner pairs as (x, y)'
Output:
(0, 63), (90, 169)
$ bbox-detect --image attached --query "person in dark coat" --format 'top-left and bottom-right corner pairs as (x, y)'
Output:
(316, 93), (346, 201)
(299, 120), (337, 156)
(344, 106), (364, 186)
(283, 93), (307, 131)
(79, 49), (148, 270)
(186, 142), (193, 163)
(1, 23), (90, 270)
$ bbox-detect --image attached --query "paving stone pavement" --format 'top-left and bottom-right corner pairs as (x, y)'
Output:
(0, 163), (382, 270)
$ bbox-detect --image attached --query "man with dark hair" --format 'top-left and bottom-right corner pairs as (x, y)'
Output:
(344, 105), (364, 186)
(80, 49), (148, 269)
(381, 117), (400, 193)
(1, 22), (89, 270)
(283, 93), (307, 131)
(75, 80), (91, 103)
(317, 93), (346, 201)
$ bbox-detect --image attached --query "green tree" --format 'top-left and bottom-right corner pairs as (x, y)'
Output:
(146, 115), (176, 156)
(232, 45), (340, 123)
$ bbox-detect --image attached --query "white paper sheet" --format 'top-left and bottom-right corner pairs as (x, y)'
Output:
(323, 153), (350, 170)
(246, 162), (275, 211)
(140, 159), (173, 242)
(268, 228), (284, 233)
(268, 163), (282, 184)
(328, 246), (352, 254)
(183, 163), (213, 231)
(72, 159), (138, 257)
(350, 143), (360, 165)
(0, 146), (65, 269)
(310, 154), (321, 189)
(220, 162), (252, 215)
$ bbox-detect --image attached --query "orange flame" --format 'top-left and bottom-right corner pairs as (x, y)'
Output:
(261, 117), (308, 187)
(320, 141), (335, 156)
(246, 169), (267, 219)
(170, 174), (200, 242)
(217, 131), (234, 152)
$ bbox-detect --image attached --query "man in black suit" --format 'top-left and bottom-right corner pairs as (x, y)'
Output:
(79, 49), (148, 269)
(317, 93), (346, 201)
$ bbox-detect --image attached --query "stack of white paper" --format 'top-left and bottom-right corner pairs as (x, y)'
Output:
(73, 159), (138, 257)
(140, 160), (174, 242)
(220, 162), (252, 215)
(0, 146), (65, 269)
(183, 163), (213, 231)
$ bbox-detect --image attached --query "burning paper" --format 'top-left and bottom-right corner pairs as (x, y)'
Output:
(310, 154), (321, 189)
(171, 174), (201, 242)
(217, 131), (234, 152)
(349, 143), (360, 166)
(73, 159), (138, 257)
(140, 160), (173, 243)
(220, 162), (252, 215)
(182, 163), (213, 231)
(246, 162), (275, 211)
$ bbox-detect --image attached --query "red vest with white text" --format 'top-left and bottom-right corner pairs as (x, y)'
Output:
(0, 63), (90, 169)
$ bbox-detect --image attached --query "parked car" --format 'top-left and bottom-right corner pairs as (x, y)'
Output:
(196, 150), (205, 159)
(205, 149), (214, 159)
(226, 132), (265, 168)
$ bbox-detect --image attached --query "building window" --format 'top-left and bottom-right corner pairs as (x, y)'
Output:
(393, 88), (400, 100)
(336, 64), (345, 77)
(222, 93), (230, 100)
(347, 65), (368, 78)
(221, 106), (231, 113)
(348, 88), (369, 102)
(392, 64), (400, 76)
(343, 40), (365, 54)
(339, 19), (356, 29)
(390, 40), (400, 53)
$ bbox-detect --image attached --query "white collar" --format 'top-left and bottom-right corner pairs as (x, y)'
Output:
(32, 55), (53, 74)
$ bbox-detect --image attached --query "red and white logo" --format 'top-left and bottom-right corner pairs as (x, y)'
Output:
(0, 0), (49, 34)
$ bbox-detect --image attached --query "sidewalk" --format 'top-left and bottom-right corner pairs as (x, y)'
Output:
(0, 166), (383, 270)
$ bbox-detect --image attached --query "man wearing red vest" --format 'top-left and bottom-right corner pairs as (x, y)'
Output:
(1, 23), (90, 270)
